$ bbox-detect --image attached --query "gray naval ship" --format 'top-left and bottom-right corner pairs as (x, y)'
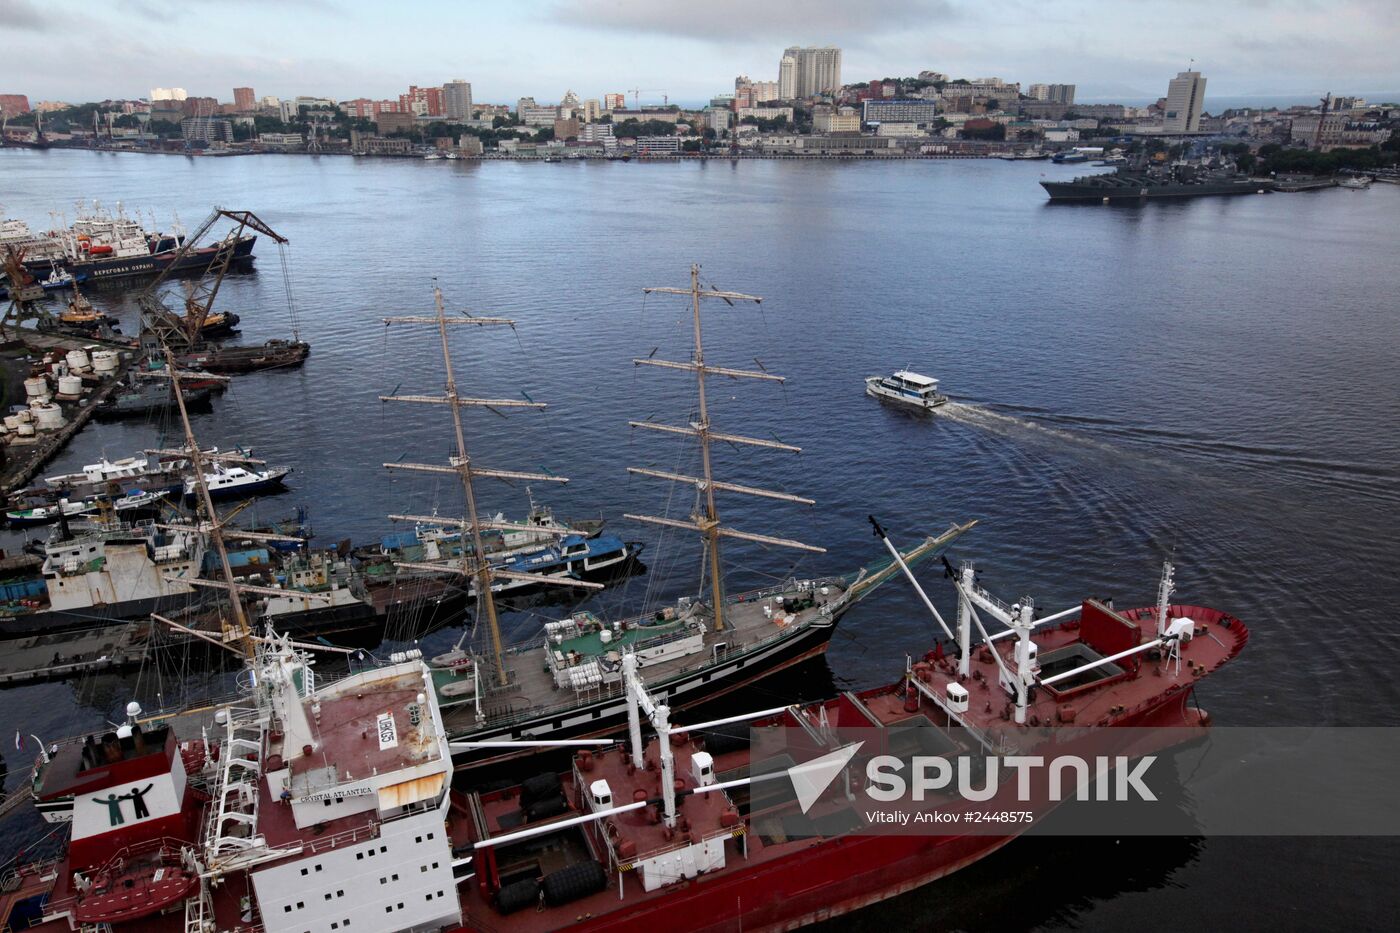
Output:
(1042, 159), (1275, 201)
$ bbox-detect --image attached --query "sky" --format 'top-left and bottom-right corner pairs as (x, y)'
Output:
(2, 0), (1398, 106)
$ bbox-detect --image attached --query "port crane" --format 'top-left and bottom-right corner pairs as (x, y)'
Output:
(627, 88), (668, 110)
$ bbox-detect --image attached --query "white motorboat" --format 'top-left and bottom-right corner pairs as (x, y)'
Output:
(865, 370), (948, 410)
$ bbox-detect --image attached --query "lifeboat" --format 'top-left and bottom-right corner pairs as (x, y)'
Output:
(73, 842), (200, 925)
(88, 245), (114, 256)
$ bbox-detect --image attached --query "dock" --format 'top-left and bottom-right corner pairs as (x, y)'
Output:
(0, 327), (133, 496)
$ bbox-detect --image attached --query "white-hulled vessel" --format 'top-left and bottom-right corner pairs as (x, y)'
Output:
(865, 370), (948, 410)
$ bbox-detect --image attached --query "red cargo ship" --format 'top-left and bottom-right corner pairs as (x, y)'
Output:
(0, 552), (1246, 933)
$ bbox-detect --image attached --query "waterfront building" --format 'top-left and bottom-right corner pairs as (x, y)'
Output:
(0, 94), (29, 117)
(375, 111), (417, 135)
(706, 108), (731, 133)
(875, 122), (922, 137)
(443, 80), (472, 120)
(150, 87), (187, 102)
(1164, 70), (1207, 133)
(554, 116), (580, 139)
(259, 95), (280, 109)
(180, 116), (233, 142)
(635, 135), (680, 153)
(779, 46), (842, 98)
(862, 98), (939, 126)
(580, 122), (614, 142)
(813, 105), (860, 133)
(457, 135), (483, 155)
(521, 104), (560, 126)
(233, 87), (255, 111)
(257, 132), (304, 147)
(361, 136), (413, 155)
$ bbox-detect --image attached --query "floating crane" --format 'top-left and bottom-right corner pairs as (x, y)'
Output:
(137, 209), (310, 373)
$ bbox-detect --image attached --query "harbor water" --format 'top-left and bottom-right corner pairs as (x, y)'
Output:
(1, 148), (1398, 929)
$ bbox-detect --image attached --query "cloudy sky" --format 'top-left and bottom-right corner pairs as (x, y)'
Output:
(2, 0), (1397, 105)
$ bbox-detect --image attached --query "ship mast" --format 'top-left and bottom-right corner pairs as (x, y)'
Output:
(629, 264), (823, 632)
(153, 349), (316, 658)
(382, 287), (598, 687)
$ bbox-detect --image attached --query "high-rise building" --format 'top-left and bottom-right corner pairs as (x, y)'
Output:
(233, 87), (255, 111)
(1047, 84), (1075, 104)
(1028, 84), (1050, 100)
(778, 55), (797, 98)
(582, 98), (602, 122)
(603, 93), (626, 111)
(443, 80), (473, 120)
(150, 87), (188, 102)
(779, 47), (842, 99)
(1164, 71), (1206, 133)
(735, 76), (781, 107)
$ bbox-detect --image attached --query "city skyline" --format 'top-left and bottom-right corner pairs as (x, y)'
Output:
(2, 0), (1399, 104)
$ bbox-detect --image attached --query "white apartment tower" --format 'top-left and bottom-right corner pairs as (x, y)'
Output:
(1164, 70), (1207, 133)
(443, 79), (473, 120)
(779, 46), (842, 98)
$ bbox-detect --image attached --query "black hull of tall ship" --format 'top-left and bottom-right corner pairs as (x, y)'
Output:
(1042, 177), (1274, 201)
(23, 235), (257, 284)
(448, 608), (840, 771)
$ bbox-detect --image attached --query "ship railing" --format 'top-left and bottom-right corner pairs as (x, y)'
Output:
(301, 819), (382, 855)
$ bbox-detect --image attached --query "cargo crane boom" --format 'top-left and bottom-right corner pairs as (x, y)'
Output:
(138, 208), (287, 347)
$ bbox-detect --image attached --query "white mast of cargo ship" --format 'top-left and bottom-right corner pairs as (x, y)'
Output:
(629, 264), (823, 631)
(382, 286), (600, 686)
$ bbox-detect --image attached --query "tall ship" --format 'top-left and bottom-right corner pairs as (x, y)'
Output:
(0, 528), (1248, 932)
(376, 269), (970, 770)
(1042, 160), (1274, 201)
(5, 201), (257, 285)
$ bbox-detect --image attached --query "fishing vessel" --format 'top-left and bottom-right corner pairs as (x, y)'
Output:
(865, 370), (948, 410)
(0, 519), (207, 638)
(0, 533), (1248, 933)
(95, 375), (215, 419)
(10, 201), (257, 285)
(379, 270), (970, 770)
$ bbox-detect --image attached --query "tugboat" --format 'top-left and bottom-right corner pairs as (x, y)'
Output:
(865, 369), (949, 410)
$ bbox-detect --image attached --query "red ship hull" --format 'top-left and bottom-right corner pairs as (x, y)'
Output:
(453, 602), (1246, 933)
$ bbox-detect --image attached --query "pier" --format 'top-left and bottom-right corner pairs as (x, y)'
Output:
(0, 327), (133, 496)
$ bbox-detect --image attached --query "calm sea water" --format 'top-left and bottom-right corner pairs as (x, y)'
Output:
(1, 148), (1398, 929)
